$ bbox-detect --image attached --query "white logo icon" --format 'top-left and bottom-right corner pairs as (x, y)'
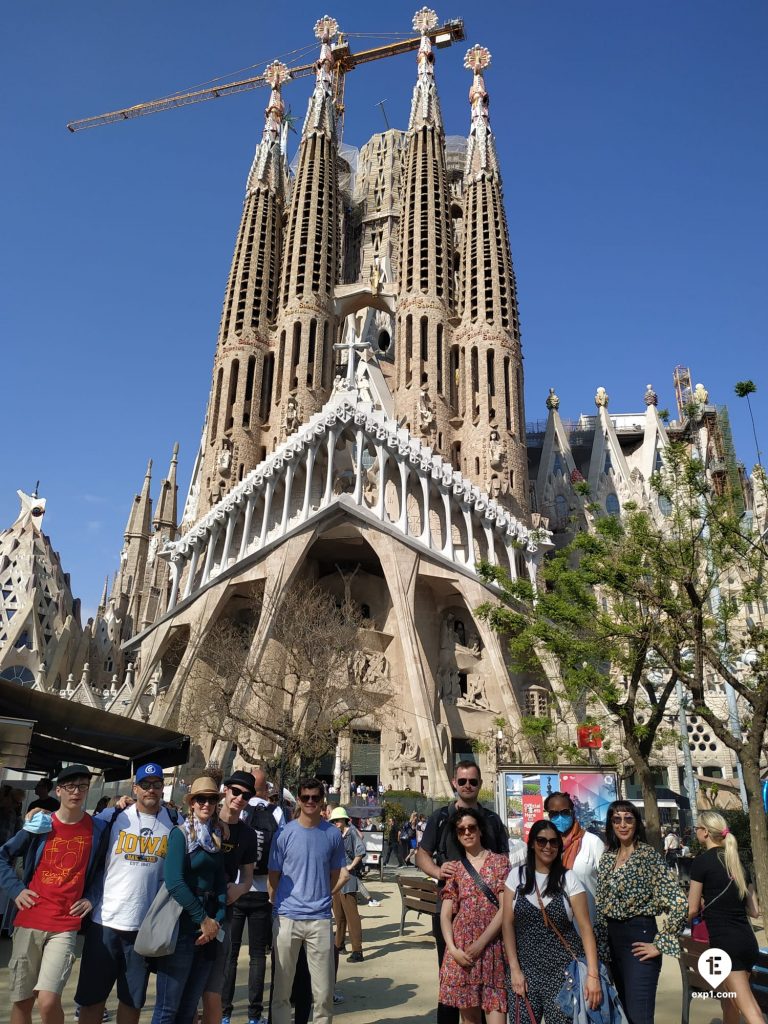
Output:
(698, 948), (732, 987)
(144, 765), (157, 775)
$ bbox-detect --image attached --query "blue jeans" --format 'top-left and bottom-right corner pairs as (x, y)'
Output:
(606, 915), (662, 1024)
(151, 928), (216, 1024)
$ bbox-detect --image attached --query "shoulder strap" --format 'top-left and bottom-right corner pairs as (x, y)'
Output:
(460, 856), (500, 910)
(533, 881), (577, 960)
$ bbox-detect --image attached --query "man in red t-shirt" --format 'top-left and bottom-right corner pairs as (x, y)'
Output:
(7, 765), (96, 1024)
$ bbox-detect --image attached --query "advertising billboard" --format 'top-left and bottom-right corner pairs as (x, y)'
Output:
(497, 767), (619, 840)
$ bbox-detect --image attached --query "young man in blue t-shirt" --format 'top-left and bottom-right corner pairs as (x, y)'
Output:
(268, 778), (346, 1024)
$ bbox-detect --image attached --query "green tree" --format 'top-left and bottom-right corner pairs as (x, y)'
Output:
(481, 444), (768, 928)
(734, 380), (762, 470)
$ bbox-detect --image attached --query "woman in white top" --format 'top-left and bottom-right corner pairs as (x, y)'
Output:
(501, 820), (602, 1024)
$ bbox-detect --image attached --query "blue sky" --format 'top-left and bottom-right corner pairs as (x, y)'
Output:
(2, 1), (766, 618)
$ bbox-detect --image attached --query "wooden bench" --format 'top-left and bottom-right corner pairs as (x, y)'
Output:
(679, 936), (768, 1024)
(397, 874), (438, 935)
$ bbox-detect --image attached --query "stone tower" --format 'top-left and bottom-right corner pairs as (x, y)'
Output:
(139, 443), (179, 631)
(394, 8), (456, 453)
(112, 459), (152, 632)
(454, 46), (528, 516)
(271, 16), (341, 445)
(196, 61), (289, 516)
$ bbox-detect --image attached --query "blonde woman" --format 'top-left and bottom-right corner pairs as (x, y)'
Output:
(688, 811), (762, 1024)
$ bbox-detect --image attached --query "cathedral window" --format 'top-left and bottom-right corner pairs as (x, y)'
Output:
(405, 316), (413, 386)
(321, 321), (331, 389)
(605, 493), (620, 517)
(516, 367), (524, 433)
(225, 360), (239, 432)
(259, 354), (274, 423)
(420, 317), (428, 364)
(243, 356), (256, 428)
(451, 441), (462, 472)
(275, 331), (286, 404)
(436, 324), (443, 394)
(604, 451), (613, 474)
(307, 319), (317, 388)
(449, 345), (459, 411)
(290, 323), (301, 391)
(471, 347), (479, 420)
(378, 330), (391, 354)
(0, 665), (35, 686)
(524, 685), (550, 719)
(503, 357), (512, 430)
(475, 457), (480, 475)
(553, 453), (565, 477)
(211, 368), (224, 442)
(487, 350), (495, 399)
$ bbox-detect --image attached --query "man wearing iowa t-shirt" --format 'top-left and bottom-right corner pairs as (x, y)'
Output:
(75, 763), (177, 1024)
(0, 764), (107, 1024)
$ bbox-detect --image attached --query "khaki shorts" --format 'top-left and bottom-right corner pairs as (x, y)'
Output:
(9, 927), (78, 1002)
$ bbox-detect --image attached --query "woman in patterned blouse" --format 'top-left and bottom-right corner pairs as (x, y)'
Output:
(595, 800), (687, 1024)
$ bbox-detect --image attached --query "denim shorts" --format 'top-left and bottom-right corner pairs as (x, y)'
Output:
(74, 922), (150, 1009)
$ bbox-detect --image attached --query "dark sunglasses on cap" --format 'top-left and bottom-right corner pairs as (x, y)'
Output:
(534, 836), (560, 849)
(456, 777), (480, 787)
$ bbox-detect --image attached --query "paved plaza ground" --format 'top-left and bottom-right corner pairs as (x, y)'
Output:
(0, 866), (763, 1023)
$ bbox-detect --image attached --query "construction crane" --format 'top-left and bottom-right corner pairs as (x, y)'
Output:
(66, 18), (465, 137)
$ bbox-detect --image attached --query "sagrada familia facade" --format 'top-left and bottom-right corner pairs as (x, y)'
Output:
(1, 11), (763, 802)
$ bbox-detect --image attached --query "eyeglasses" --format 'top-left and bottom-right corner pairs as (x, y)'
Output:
(456, 777), (480, 788)
(457, 824), (479, 835)
(611, 815), (636, 825)
(138, 781), (164, 791)
(228, 787), (252, 800)
(534, 836), (560, 849)
(60, 782), (90, 793)
(298, 794), (322, 804)
(193, 795), (219, 805)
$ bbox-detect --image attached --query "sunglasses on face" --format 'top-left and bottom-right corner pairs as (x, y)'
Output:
(60, 782), (90, 793)
(534, 836), (560, 849)
(138, 781), (164, 791)
(456, 777), (480, 788)
(299, 794), (321, 804)
(457, 824), (479, 835)
(228, 787), (252, 800)
(611, 815), (636, 825)
(193, 795), (219, 806)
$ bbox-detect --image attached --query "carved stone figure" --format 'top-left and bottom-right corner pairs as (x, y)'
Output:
(468, 632), (481, 656)
(419, 388), (435, 433)
(694, 382), (709, 406)
(285, 396), (300, 435)
(217, 442), (232, 473)
(440, 612), (455, 653)
(594, 386), (609, 409)
(546, 387), (560, 411)
(489, 429), (504, 470)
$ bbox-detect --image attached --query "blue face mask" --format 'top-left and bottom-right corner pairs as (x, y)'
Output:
(23, 811), (53, 835)
(549, 813), (574, 835)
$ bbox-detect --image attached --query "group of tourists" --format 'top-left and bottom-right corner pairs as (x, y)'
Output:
(415, 760), (763, 1024)
(0, 758), (764, 1024)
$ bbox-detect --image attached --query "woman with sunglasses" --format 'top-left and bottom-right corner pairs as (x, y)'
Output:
(594, 800), (687, 1024)
(688, 811), (763, 1024)
(439, 807), (509, 1024)
(502, 819), (601, 1023)
(151, 776), (227, 1024)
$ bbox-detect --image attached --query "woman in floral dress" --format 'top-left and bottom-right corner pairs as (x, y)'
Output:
(439, 807), (509, 1024)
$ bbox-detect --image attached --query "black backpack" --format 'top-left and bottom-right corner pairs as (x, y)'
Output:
(242, 803), (279, 875)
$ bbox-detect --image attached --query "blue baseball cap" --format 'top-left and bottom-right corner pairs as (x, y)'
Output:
(135, 763), (164, 783)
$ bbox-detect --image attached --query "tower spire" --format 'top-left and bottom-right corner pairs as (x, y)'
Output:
(454, 46), (528, 516)
(272, 16), (341, 444)
(112, 459), (153, 630)
(153, 442), (179, 534)
(195, 62), (290, 517)
(394, 7), (454, 454)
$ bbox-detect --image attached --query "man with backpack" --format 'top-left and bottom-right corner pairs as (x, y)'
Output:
(221, 769), (280, 1024)
(415, 760), (512, 1024)
(1, 764), (107, 1024)
(75, 763), (177, 1024)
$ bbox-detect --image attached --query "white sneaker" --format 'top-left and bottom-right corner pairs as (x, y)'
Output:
(368, 899), (381, 906)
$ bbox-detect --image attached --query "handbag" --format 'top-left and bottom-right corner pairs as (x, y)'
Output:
(512, 993), (538, 1024)
(534, 883), (628, 1024)
(133, 882), (184, 958)
(690, 875), (732, 944)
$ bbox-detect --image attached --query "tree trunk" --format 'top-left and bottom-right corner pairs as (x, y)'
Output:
(638, 765), (663, 851)
(741, 754), (768, 935)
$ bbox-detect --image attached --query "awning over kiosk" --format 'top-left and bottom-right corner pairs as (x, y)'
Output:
(0, 679), (189, 781)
